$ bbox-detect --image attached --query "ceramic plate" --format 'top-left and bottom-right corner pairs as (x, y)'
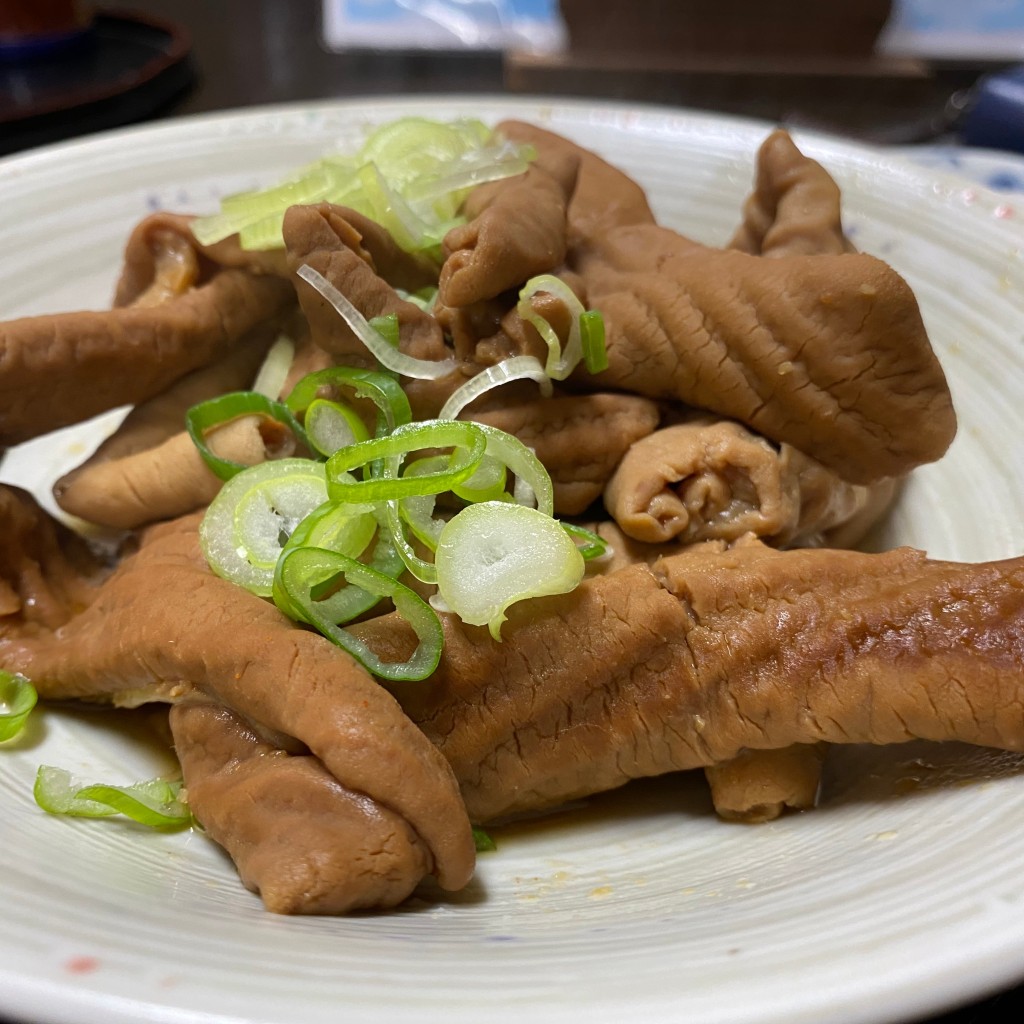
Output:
(2, 97), (1024, 1024)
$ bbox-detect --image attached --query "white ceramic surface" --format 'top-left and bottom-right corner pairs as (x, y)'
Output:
(2, 97), (1024, 1024)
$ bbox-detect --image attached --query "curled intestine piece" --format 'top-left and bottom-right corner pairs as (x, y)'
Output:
(604, 417), (895, 548)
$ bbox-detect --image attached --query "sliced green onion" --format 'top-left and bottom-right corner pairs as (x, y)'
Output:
(472, 826), (497, 853)
(186, 392), (308, 481)
(368, 313), (400, 350)
(561, 522), (608, 561)
(398, 456), (450, 550)
(200, 458), (328, 596)
(277, 547), (443, 681)
(272, 500), (390, 624)
(296, 264), (458, 381)
(435, 501), (585, 641)
(326, 420), (486, 503)
(284, 498), (378, 558)
(404, 140), (532, 212)
(251, 333), (296, 399)
(0, 671), (37, 742)
(382, 499), (438, 585)
(517, 274), (586, 381)
(580, 310), (608, 374)
(305, 398), (371, 457)
(34, 767), (189, 829)
(474, 422), (554, 517)
(284, 366), (412, 437)
(452, 454), (508, 504)
(357, 160), (437, 254)
(438, 354), (552, 421)
(190, 118), (533, 253)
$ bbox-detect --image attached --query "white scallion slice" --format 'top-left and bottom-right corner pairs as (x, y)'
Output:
(451, 453), (508, 503)
(438, 354), (552, 421)
(296, 264), (458, 381)
(251, 333), (295, 399)
(435, 502), (584, 641)
(200, 458), (328, 596)
(304, 398), (370, 456)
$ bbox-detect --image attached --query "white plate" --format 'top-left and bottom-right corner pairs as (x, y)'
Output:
(2, 97), (1024, 1024)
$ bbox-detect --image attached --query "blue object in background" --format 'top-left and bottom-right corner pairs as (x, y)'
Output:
(961, 65), (1024, 153)
(322, 0), (564, 52)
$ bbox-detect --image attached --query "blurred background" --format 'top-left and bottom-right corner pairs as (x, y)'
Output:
(1, 2), (1023, 1022)
(3, 0), (1024, 157)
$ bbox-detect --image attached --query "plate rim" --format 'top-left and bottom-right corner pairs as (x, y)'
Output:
(2, 94), (1024, 1024)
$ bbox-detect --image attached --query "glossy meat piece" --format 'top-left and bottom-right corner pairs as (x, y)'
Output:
(170, 703), (433, 914)
(53, 330), (278, 528)
(54, 414), (294, 530)
(1, 513), (474, 894)
(704, 744), (826, 823)
(604, 417), (893, 547)
(0, 486), (107, 632)
(113, 211), (287, 306)
(283, 202), (447, 366)
(495, 120), (656, 245)
(729, 129), (855, 258)
(575, 241), (955, 484)
(439, 150), (579, 307)
(0, 265), (293, 446)
(366, 541), (1024, 823)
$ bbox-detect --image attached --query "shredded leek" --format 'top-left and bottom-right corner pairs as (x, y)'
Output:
(297, 264), (458, 381)
(34, 767), (190, 829)
(369, 313), (400, 350)
(190, 117), (532, 256)
(580, 309), (609, 374)
(435, 502), (585, 641)
(251, 334), (296, 399)
(517, 274), (585, 381)
(438, 354), (552, 421)
(0, 671), (37, 742)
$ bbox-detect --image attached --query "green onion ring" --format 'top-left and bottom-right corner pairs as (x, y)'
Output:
(0, 671), (37, 742)
(277, 547), (443, 681)
(186, 391), (309, 481)
(326, 420), (486, 502)
(284, 366), (412, 437)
